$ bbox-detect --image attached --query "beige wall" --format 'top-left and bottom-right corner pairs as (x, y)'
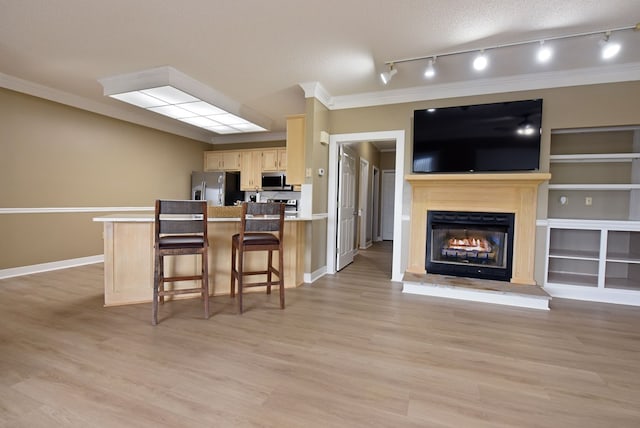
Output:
(380, 152), (396, 171)
(0, 88), (210, 269)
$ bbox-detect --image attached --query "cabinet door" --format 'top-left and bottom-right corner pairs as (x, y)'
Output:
(261, 149), (280, 172)
(204, 152), (223, 171)
(240, 151), (261, 191)
(278, 149), (287, 171)
(286, 115), (305, 184)
(222, 151), (241, 171)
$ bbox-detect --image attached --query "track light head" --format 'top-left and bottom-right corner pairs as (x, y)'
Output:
(424, 57), (436, 78)
(537, 41), (553, 62)
(600, 32), (621, 59)
(380, 63), (397, 85)
(473, 50), (488, 71)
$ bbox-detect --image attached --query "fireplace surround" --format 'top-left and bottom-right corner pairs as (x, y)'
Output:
(427, 210), (515, 281)
(406, 173), (551, 285)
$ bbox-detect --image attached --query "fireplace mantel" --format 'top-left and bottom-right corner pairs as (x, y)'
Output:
(405, 172), (551, 285)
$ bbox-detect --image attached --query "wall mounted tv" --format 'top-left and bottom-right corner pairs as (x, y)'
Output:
(413, 99), (543, 173)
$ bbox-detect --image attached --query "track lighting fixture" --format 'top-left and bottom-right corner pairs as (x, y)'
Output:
(473, 50), (488, 71)
(379, 23), (637, 83)
(600, 32), (621, 59)
(537, 40), (553, 63)
(380, 63), (397, 85)
(424, 57), (436, 78)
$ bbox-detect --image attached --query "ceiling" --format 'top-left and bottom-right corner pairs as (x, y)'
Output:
(1, 0), (639, 145)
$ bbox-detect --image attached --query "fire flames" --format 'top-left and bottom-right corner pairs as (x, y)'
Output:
(447, 237), (492, 252)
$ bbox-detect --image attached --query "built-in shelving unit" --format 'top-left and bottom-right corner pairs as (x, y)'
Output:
(545, 219), (640, 305)
(544, 126), (640, 306)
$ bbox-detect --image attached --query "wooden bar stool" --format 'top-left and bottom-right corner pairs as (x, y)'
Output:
(153, 200), (209, 325)
(230, 202), (285, 314)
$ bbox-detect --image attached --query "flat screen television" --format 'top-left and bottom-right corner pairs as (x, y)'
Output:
(413, 99), (542, 173)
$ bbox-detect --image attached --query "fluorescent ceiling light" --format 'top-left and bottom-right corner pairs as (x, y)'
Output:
(99, 67), (270, 135)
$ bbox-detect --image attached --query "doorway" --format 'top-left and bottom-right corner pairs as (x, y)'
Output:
(327, 130), (405, 282)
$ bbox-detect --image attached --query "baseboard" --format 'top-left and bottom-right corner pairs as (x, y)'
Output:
(0, 255), (104, 280)
(304, 266), (327, 284)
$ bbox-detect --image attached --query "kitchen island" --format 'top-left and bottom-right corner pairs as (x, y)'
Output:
(94, 211), (309, 306)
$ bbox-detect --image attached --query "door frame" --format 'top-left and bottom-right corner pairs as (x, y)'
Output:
(372, 165), (380, 242)
(327, 130), (405, 282)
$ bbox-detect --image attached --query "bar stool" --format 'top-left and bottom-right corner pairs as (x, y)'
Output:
(230, 202), (285, 314)
(153, 200), (209, 325)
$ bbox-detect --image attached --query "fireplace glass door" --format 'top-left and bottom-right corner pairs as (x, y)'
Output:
(430, 226), (508, 269)
(426, 211), (515, 281)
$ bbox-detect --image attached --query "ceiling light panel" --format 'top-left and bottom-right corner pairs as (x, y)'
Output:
(99, 67), (271, 135)
(109, 91), (167, 108)
(141, 86), (199, 104)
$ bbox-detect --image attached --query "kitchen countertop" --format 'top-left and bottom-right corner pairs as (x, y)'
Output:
(93, 213), (314, 222)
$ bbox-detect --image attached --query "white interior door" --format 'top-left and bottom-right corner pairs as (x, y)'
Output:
(372, 166), (380, 241)
(337, 145), (357, 271)
(381, 170), (395, 240)
(359, 158), (369, 249)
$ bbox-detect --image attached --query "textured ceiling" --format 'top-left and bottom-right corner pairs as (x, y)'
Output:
(1, 0), (638, 143)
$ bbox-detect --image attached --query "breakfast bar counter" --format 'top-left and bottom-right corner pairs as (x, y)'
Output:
(94, 211), (309, 306)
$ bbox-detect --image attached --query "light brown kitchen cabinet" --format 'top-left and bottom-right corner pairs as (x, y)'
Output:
(286, 115), (305, 184)
(240, 150), (262, 190)
(262, 148), (287, 172)
(204, 150), (241, 171)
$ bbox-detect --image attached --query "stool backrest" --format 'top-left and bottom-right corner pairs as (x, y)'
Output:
(242, 202), (284, 234)
(155, 200), (207, 237)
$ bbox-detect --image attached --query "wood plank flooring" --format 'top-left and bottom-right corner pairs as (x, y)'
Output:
(2, 241), (640, 427)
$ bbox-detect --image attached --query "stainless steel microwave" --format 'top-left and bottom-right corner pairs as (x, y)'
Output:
(261, 172), (292, 190)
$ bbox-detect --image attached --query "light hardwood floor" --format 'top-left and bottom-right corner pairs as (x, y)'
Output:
(2, 241), (640, 427)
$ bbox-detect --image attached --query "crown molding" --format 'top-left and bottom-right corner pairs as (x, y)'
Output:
(209, 131), (286, 145)
(328, 62), (640, 110)
(299, 81), (333, 108)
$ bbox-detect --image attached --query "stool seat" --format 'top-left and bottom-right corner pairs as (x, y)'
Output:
(158, 235), (206, 248)
(232, 233), (280, 246)
(230, 202), (285, 314)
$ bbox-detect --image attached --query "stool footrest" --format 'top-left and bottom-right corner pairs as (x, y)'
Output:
(162, 275), (204, 282)
(158, 287), (205, 296)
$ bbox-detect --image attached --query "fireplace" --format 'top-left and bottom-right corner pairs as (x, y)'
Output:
(426, 211), (515, 282)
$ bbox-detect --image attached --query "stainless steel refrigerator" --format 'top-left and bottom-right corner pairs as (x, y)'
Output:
(191, 171), (244, 206)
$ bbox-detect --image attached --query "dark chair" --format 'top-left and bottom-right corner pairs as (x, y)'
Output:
(230, 202), (285, 314)
(153, 200), (209, 325)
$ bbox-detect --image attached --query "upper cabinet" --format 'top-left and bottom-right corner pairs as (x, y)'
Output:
(286, 115), (305, 185)
(262, 148), (287, 172)
(240, 150), (262, 191)
(204, 150), (242, 171)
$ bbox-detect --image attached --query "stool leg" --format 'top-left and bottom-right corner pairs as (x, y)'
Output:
(230, 242), (236, 298)
(267, 250), (273, 295)
(152, 253), (160, 325)
(238, 248), (244, 314)
(159, 257), (165, 304)
(279, 248), (285, 309)
(203, 250), (209, 320)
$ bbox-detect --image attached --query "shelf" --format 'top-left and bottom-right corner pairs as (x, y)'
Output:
(547, 272), (598, 287)
(548, 249), (599, 261)
(548, 184), (640, 190)
(604, 277), (640, 291)
(549, 153), (640, 163)
(606, 253), (640, 264)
